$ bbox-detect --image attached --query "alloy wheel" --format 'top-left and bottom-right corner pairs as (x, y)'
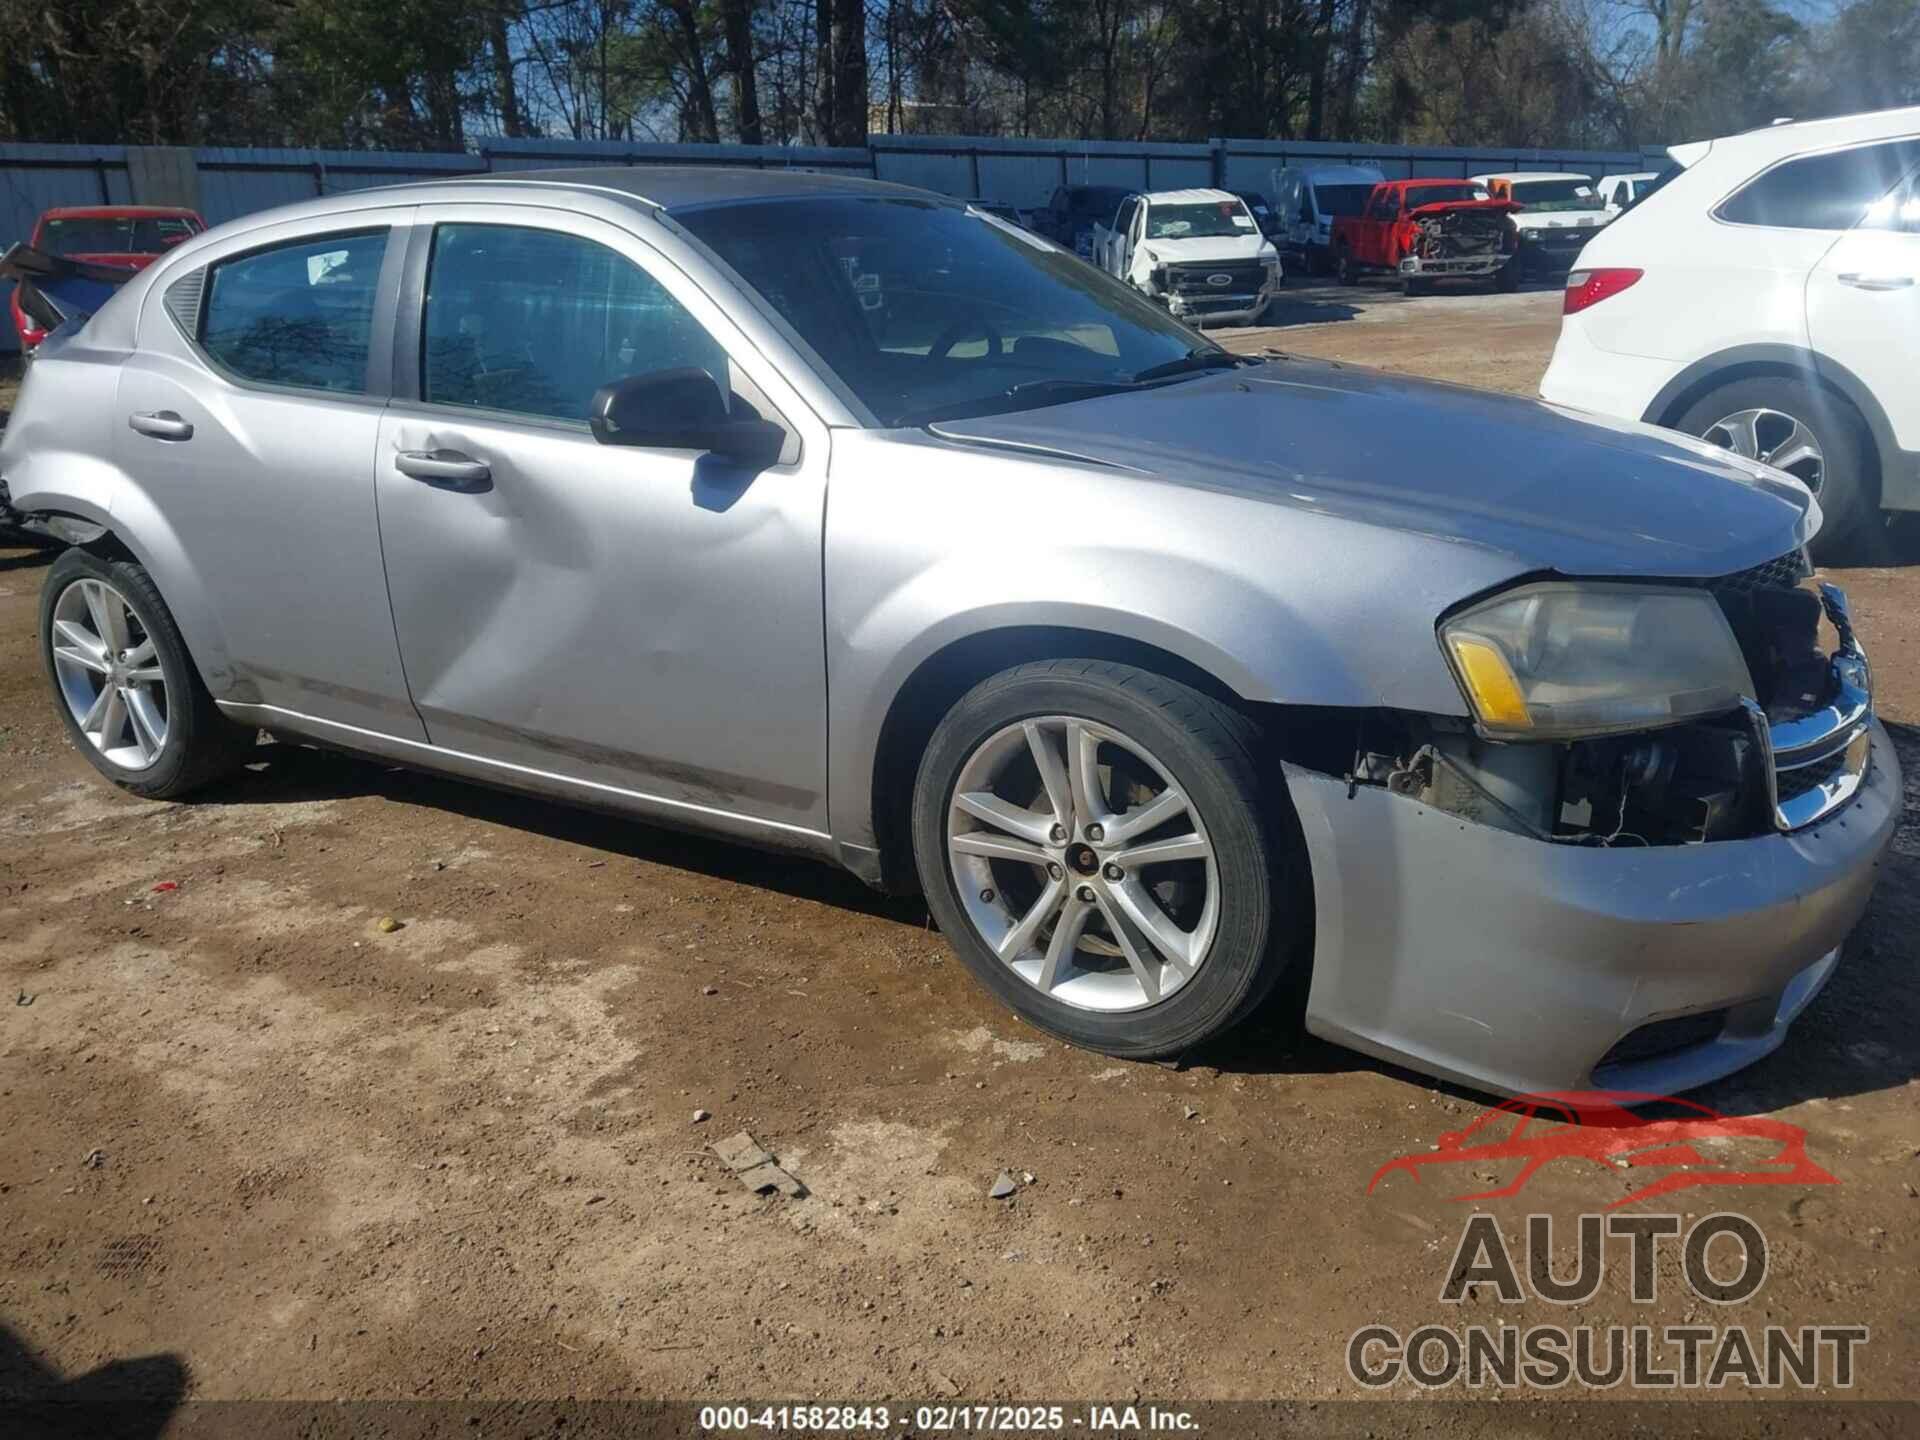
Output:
(49, 577), (170, 771)
(946, 715), (1219, 1013)
(1702, 407), (1825, 493)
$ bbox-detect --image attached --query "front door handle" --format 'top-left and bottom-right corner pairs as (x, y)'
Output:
(395, 449), (492, 491)
(1837, 272), (1915, 291)
(128, 410), (193, 442)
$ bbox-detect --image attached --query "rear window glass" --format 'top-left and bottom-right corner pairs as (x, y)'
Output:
(42, 215), (200, 255)
(1404, 184), (1491, 206)
(1717, 139), (1920, 230)
(200, 230), (387, 393)
(1311, 183), (1375, 217)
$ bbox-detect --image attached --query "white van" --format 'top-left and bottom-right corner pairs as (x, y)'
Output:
(1270, 164), (1387, 275)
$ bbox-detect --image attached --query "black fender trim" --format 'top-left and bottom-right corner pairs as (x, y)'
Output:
(1640, 343), (1920, 512)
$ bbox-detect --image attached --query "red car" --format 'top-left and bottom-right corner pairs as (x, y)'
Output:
(9, 205), (205, 351)
(1367, 1091), (1838, 1210)
(1330, 179), (1519, 295)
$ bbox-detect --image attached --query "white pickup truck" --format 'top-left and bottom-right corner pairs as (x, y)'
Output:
(1090, 188), (1284, 326)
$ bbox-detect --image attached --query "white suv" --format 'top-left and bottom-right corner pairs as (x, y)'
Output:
(1541, 107), (1920, 560)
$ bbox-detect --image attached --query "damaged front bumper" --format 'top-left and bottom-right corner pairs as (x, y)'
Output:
(1290, 721), (1898, 1097)
(1397, 254), (1506, 278)
(1290, 579), (1899, 1098)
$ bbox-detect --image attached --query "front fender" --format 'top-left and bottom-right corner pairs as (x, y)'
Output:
(823, 430), (1523, 855)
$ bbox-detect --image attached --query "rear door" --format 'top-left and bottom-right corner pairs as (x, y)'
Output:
(1806, 156), (1920, 467)
(116, 207), (423, 738)
(373, 203), (831, 837)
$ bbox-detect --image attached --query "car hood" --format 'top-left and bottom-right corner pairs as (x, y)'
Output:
(928, 360), (1816, 578)
(1407, 198), (1521, 220)
(1137, 234), (1272, 265)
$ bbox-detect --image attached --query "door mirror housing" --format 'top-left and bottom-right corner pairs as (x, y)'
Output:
(589, 368), (785, 466)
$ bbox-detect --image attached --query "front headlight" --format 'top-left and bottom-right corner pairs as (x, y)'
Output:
(1439, 583), (1754, 740)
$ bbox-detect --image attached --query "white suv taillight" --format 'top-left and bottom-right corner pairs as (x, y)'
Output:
(1564, 268), (1643, 315)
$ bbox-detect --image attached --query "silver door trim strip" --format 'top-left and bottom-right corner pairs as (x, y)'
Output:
(218, 700), (833, 842)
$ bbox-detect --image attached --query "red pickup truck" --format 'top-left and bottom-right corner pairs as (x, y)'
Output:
(8, 204), (204, 351)
(1330, 180), (1519, 295)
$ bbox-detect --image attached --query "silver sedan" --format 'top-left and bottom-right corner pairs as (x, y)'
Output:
(0, 169), (1898, 1096)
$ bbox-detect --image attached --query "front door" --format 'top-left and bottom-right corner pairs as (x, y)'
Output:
(1807, 168), (1920, 468)
(373, 207), (831, 838)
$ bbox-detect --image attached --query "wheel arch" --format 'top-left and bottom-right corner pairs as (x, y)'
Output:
(1641, 344), (1903, 510)
(861, 626), (1254, 894)
(19, 487), (237, 701)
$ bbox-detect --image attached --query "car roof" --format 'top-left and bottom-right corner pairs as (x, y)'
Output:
(431, 165), (944, 214)
(1295, 165), (1386, 183)
(1141, 188), (1240, 205)
(1470, 172), (1593, 183)
(1673, 104), (1920, 170)
(39, 205), (203, 221)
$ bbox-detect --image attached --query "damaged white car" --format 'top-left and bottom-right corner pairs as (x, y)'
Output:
(1092, 188), (1283, 326)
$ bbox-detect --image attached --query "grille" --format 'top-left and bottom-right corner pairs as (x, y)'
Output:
(1596, 1010), (1729, 1071)
(1776, 748), (1850, 804)
(1705, 549), (1810, 601)
(1703, 551), (1822, 715)
(1164, 261), (1266, 296)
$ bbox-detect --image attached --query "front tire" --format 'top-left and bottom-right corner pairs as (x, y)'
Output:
(910, 660), (1304, 1059)
(1494, 258), (1520, 293)
(1675, 377), (1878, 563)
(40, 548), (256, 799)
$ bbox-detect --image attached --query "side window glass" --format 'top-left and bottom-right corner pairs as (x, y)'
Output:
(1718, 139), (1920, 231)
(421, 224), (732, 423)
(200, 230), (387, 393)
(1863, 176), (1920, 234)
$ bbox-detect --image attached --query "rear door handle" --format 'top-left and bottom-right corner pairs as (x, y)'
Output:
(128, 410), (193, 442)
(1837, 272), (1915, 291)
(395, 449), (492, 491)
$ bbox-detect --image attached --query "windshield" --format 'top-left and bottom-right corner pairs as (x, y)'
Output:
(1144, 201), (1255, 239)
(679, 197), (1212, 428)
(41, 215), (199, 255)
(1404, 183), (1491, 208)
(1508, 179), (1602, 212)
(1312, 183), (1376, 217)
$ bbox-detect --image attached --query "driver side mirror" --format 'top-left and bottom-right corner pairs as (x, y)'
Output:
(589, 367), (785, 467)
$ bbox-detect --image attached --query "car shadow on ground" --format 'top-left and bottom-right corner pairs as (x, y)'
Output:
(169, 713), (1920, 1114)
(194, 738), (929, 928)
(0, 540), (57, 573)
(0, 1319), (186, 1440)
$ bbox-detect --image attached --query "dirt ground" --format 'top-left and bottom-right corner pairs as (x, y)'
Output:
(3, 284), (1917, 1420)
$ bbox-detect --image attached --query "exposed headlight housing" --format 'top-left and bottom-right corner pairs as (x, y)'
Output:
(1439, 583), (1755, 740)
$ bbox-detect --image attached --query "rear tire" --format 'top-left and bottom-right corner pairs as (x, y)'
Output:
(910, 659), (1305, 1060)
(39, 547), (257, 800)
(1674, 377), (1878, 564)
(1335, 248), (1359, 286)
